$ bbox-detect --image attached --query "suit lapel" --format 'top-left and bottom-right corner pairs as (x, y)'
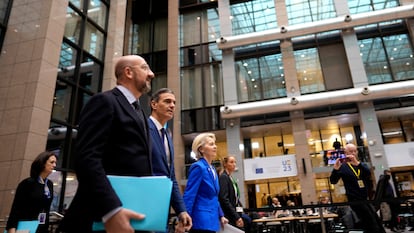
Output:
(149, 119), (170, 170)
(112, 88), (149, 147)
(201, 158), (219, 194)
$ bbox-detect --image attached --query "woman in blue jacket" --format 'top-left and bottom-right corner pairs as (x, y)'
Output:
(183, 133), (228, 233)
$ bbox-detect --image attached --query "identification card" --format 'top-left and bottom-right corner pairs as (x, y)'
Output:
(236, 206), (243, 213)
(38, 212), (46, 224)
(357, 180), (365, 188)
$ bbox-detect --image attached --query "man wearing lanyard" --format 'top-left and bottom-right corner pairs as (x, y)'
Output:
(330, 143), (386, 233)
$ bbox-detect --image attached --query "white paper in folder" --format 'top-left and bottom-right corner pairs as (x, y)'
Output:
(218, 224), (244, 233)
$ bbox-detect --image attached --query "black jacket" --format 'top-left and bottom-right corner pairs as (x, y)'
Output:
(59, 88), (152, 232)
(6, 177), (53, 233)
(219, 171), (241, 224)
(330, 162), (373, 201)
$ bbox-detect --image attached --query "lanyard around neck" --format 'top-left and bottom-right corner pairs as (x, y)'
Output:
(347, 162), (360, 179)
(38, 176), (51, 198)
(230, 175), (240, 204)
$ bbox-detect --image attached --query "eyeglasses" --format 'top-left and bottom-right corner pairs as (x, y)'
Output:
(127, 64), (151, 72)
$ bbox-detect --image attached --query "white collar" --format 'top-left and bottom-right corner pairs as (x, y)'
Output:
(116, 85), (136, 105)
(149, 116), (164, 131)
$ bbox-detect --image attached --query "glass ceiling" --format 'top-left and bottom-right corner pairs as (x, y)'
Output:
(286, 0), (336, 25)
(230, 0), (277, 36)
(348, 0), (399, 13)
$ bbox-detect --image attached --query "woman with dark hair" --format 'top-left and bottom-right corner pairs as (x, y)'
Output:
(6, 151), (57, 233)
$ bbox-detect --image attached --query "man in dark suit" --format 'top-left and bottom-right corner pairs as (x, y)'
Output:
(148, 88), (192, 233)
(58, 55), (155, 233)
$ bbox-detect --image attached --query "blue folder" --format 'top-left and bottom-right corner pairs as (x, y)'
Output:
(92, 175), (172, 232)
(3, 220), (38, 233)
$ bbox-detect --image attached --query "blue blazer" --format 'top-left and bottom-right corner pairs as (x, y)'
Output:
(148, 119), (186, 214)
(183, 158), (224, 231)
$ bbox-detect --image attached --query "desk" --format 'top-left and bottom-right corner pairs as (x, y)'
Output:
(253, 213), (338, 233)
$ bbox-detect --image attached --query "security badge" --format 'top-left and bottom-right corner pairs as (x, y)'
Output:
(38, 212), (46, 224)
(357, 179), (365, 188)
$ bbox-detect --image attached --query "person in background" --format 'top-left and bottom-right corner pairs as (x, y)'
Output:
(271, 197), (282, 209)
(58, 55), (155, 233)
(330, 143), (386, 233)
(320, 196), (330, 205)
(271, 197), (284, 217)
(219, 155), (251, 232)
(375, 169), (401, 232)
(261, 193), (268, 207)
(148, 88), (192, 233)
(6, 151), (57, 233)
(333, 138), (341, 150)
(319, 196), (336, 214)
(183, 133), (228, 233)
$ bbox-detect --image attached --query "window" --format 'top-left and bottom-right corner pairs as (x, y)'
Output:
(0, 0), (12, 52)
(179, 6), (224, 133)
(128, 0), (168, 95)
(359, 33), (414, 84)
(236, 53), (286, 103)
(47, 0), (109, 213)
(294, 48), (325, 94)
(181, 63), (223, 109)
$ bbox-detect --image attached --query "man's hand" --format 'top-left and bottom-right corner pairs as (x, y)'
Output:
(175, 221), (186, 233)
(333, 158), (342, 170)
(220, 216), (229, 227)
(6, 228), (16, 233)
(104, 208), (145, 233)
(177, 211), (192, 232)
(347, 155), (360, 166)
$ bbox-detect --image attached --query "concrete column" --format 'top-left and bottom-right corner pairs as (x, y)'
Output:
(333, 0), (350, 15)
(274, 0), (288, 26)
(358, 102), (388, 180)
(225, 119), (246, 206)
(280, 39), (300, 97)
(280, 33), (316, 203)
(291, 111), (317, 204)
(0, 0), (68, 218)
(217, 0), (246, 205)
(102, 0), (128, 91)
(342, 29), (369, 87)
(166, 0), (187, 192)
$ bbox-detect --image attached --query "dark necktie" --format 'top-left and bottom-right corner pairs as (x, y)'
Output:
(132, 101), (147, 133)
(160, 128), (170, 166)
(160, 128), (166, 144)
